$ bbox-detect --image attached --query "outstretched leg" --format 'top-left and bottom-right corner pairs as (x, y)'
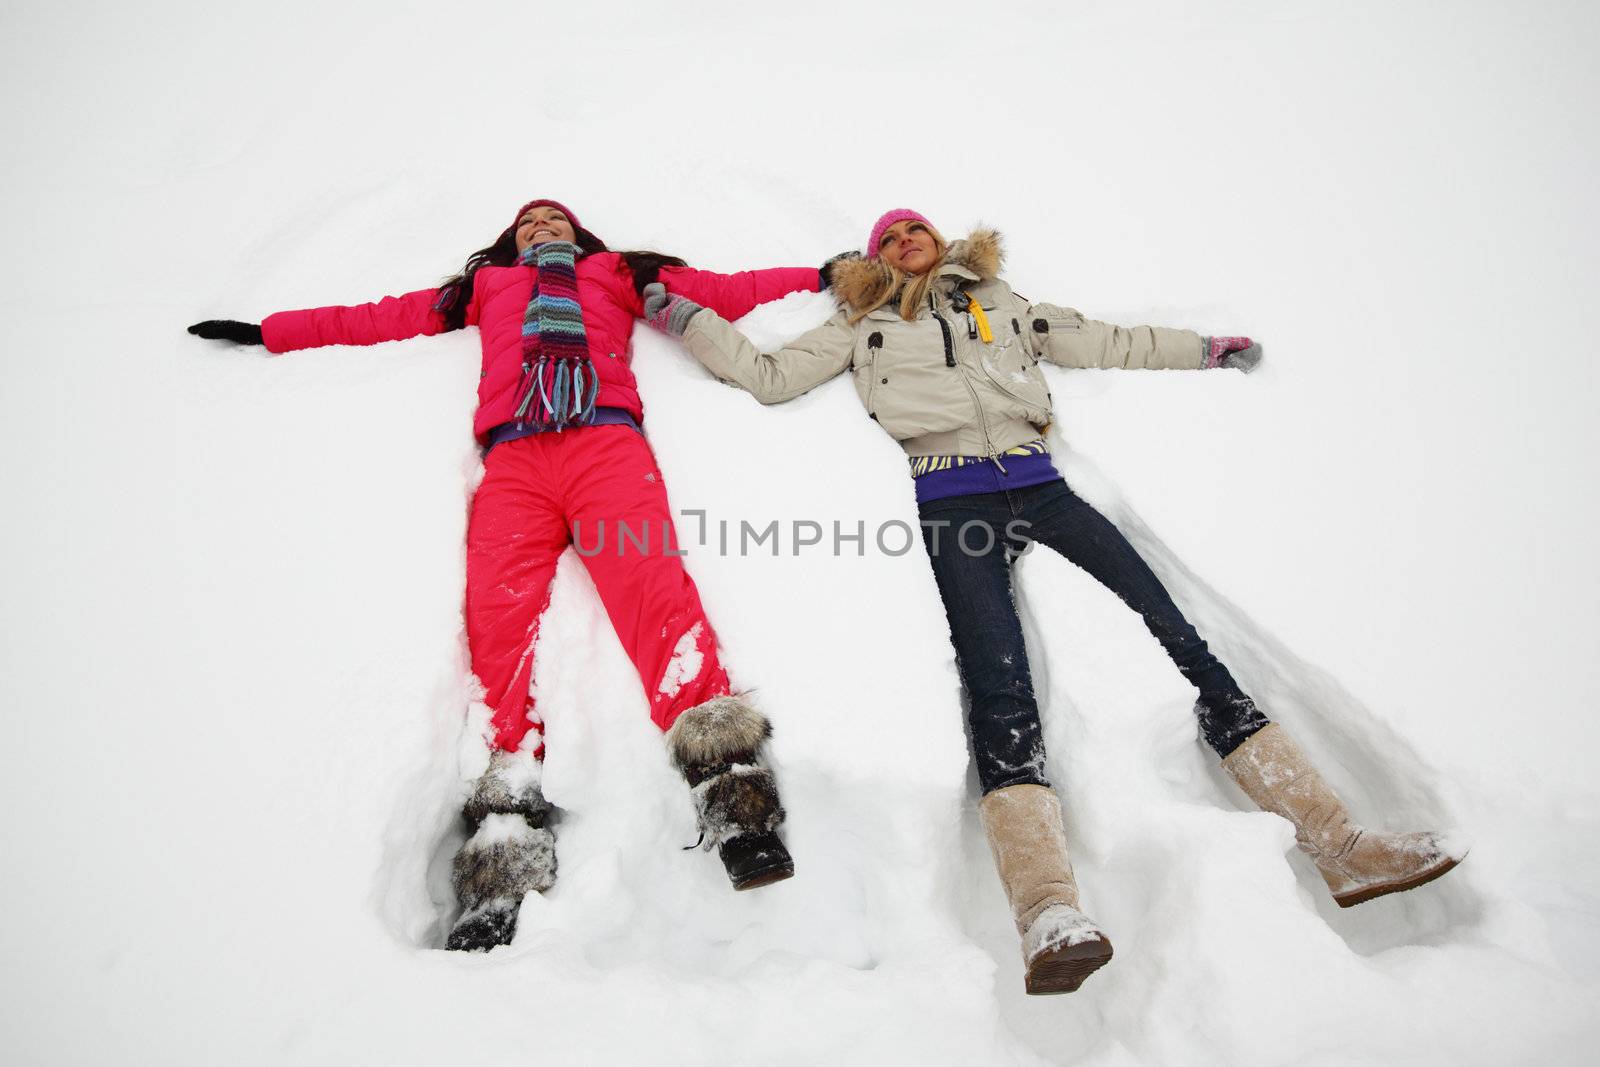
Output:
(1013, 480), (1462, 905)
(917, 493), (1111, 992)
(562, 427), (731, 730)
(465, 436), (570, 755)
(1018, 479), (1268, 756)
(917, 496), (1049, 794)
(564, 427), (792, 888)
(449, 437), (569, 950)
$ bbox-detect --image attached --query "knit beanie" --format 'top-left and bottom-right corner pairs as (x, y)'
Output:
(509, 198), (583, 236)
(866, 208), (935, 259)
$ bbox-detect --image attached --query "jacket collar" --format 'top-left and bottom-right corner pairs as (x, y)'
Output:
(831, 228), (1005, 315)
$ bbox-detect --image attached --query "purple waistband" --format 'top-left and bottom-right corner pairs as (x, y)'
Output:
(913, 450), (1061, 504)
(485, 408), (642, 452)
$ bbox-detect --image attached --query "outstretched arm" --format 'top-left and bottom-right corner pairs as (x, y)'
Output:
(257, 287), (454, 354)
(642, 283), (854, 404)
(657, 264), (820, 322)
(1026, 303), (1262, 372)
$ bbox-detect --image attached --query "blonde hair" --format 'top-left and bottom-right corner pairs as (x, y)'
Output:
(847, 225), (949, 325)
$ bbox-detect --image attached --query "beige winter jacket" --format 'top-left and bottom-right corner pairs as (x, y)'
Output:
(680, 230), (1210, 458)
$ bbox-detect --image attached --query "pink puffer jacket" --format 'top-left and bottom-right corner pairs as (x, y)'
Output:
(261, 252), (818, 442)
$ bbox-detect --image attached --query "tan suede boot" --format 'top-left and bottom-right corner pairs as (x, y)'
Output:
(1222, 724), (1465, 907)
(978, 784), (1114, 995)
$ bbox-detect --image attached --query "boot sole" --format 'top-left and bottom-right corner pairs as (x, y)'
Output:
(1025, 934), (1114, 995)
(732, 861), (795, 892)
(1334, 853), (1463, 908)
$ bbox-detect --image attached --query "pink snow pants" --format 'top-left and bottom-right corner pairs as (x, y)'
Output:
(466, 426), (731, 754)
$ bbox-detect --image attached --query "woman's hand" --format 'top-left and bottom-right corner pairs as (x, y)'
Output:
(641, 283), (704, 337)
(1223, 344), (1263, 372)
(1207, 336), (1263, 373)
(187, 320), (263, 345)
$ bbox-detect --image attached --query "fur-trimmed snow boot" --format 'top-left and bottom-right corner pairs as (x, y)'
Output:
(979, 784), (1114, 995)
(446, 748), (557, 952)
(1221, 723), (1464, 907)
(666, 695), (794, 891)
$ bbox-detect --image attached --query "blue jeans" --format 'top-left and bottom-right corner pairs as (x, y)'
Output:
(917, 478), (1268, 794)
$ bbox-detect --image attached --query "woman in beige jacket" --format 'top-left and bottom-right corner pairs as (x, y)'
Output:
(640, 209), (1462, 995)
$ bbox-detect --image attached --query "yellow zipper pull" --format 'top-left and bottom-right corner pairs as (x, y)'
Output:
(966, 296), (994, 343)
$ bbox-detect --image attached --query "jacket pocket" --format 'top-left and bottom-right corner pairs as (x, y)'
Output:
(1027, 303), (1092, 367)
(851, 329), (885, 420)
(862, 319), (977, 440)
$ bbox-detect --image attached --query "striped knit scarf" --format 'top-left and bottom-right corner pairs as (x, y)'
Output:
(512, 241), (599, 430)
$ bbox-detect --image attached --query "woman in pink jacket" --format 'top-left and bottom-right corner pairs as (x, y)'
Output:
(189, 199), (818, 951)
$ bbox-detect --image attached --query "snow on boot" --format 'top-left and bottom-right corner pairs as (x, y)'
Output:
(979, 784), (1114, 995)
(446, 749), (557, 952)
(666, 695), (794, 890)
(1221, 723), (1465, 907)
(448, 813), (555, 951)
(447, 896), (522, 954)
(462, 746), (551, 827)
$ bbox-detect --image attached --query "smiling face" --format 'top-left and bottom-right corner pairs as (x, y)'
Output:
(514, 205), (577, 252)
(878, 220), (941, 275)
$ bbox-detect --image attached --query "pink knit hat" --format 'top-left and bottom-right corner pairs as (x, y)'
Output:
(509, 198), (583, 235)
(867, 208), (935, 259)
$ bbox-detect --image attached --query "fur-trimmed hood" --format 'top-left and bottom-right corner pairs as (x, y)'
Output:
(830, 228), (1005, 315)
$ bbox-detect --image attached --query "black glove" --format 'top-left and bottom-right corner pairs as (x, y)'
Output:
(187, 320), (263, 345)
(819, 251), (860, 291)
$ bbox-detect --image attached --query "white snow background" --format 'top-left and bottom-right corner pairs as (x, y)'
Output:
(4, 0), (1599, 1063)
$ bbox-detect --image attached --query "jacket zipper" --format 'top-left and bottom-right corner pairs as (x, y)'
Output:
(930, 293), (1003, 471)
(933, 302), (956, 367)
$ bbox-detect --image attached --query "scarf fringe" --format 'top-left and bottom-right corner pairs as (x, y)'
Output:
(512, 355), (599, 430)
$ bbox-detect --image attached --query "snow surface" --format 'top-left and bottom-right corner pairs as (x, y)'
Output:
(4, 0), (1600, 1063)
(658, 623), (705, 701)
